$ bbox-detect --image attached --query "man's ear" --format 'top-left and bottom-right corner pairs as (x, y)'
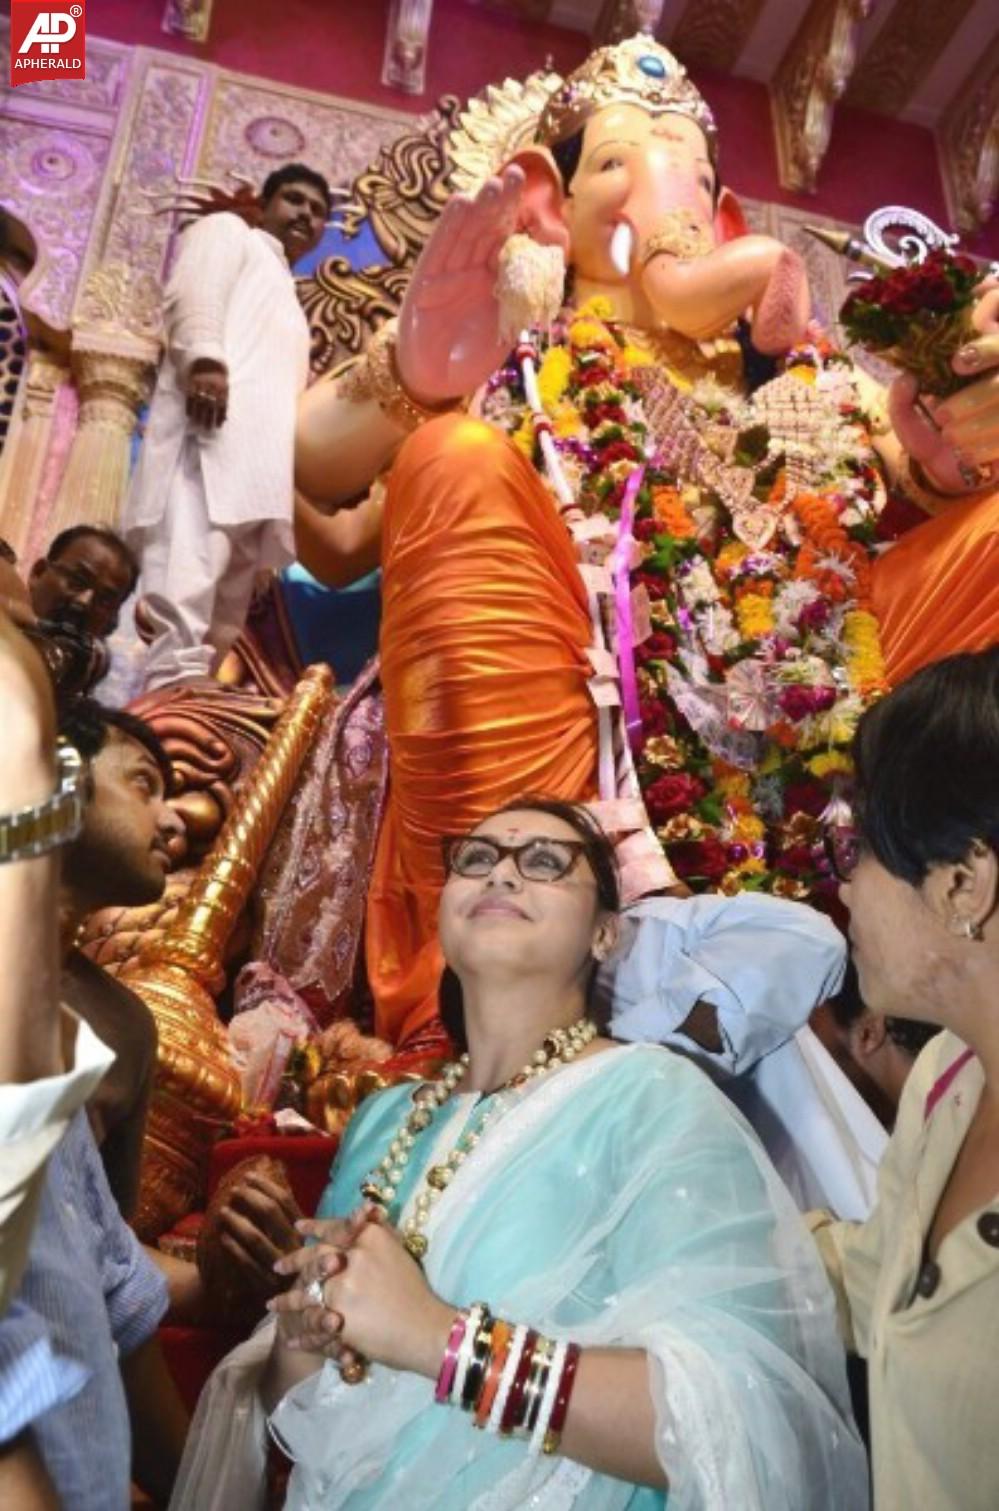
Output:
(850, 1012), (889, 1063)
(505, 146), (571, 256)
(713, 186), (750, 245)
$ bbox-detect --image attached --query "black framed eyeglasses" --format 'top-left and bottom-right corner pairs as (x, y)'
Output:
(824, 825), (864, 884)
(442, 834), (589, 884)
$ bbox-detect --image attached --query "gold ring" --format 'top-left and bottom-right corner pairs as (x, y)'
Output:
(340, 1357), (368, 1386)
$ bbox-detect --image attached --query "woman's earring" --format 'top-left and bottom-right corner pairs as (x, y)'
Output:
(954, 915), (985, 942)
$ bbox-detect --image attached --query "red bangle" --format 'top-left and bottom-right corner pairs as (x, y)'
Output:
(543, 1342), (581, 1453)
(474, 1319), (512, 1429)
(435, 1311), (468, 1404)
(500, 1328), (537, 1436)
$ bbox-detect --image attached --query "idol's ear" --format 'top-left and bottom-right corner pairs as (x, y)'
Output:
(505, 146), (572, 255)
(713, 186), (750, 244)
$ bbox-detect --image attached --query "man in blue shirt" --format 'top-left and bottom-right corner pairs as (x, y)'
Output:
(0, 699), (188, 1506)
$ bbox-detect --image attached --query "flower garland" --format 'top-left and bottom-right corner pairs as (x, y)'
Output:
(482, 301), (889, 900)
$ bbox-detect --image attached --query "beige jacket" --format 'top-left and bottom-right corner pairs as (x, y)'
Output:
(810, 1029), (999, 1510)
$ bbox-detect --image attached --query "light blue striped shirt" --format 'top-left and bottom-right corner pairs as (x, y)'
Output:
(0, 1110), (168, 1508)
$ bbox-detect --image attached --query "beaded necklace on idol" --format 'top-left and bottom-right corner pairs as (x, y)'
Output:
(360, 1016), (597, 1261)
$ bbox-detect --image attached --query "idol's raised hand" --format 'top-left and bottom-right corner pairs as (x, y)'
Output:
(396, 166), (526, 405)
(889, 277), (999, 494)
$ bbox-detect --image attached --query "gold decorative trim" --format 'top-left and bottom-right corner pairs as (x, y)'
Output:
(770, 0), (875, 195)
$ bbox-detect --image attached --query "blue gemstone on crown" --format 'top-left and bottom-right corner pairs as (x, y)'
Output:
(638, 55), (667, 78)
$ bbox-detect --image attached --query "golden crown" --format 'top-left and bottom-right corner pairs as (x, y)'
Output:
(536, 35), (717, 162)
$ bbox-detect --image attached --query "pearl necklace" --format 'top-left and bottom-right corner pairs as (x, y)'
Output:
(360, 1016), (598, 1261)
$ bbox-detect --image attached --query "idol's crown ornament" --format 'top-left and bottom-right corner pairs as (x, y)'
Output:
(536, 35), (717, 162)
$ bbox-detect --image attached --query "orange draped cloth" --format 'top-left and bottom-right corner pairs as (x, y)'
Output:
(366, 415), (598, 1047)
(872, 488), (999, 686)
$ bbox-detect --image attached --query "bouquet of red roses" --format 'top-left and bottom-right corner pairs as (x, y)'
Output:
(840, 248), (982, 397)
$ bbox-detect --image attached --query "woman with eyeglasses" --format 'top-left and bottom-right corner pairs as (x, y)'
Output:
(809, 646), (999, 1510)
(173, 795), (865, 1510)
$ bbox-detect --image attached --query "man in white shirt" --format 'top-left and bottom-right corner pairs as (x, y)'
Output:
(125, 163), (330, 691)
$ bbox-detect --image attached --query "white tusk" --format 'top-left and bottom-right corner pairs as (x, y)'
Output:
(609, 222), (634, 277)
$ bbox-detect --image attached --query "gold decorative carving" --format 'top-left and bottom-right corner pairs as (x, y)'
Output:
(447, 74), (562, 196)
(298, 100), (460, 374)
(125, 666), (335, 1238)
(847, 0), (975, 117)
(382, 0), (435, 96)
(936, 34), (999, 236)
(771, 0), (875, 194)
(162, 0), (216, 45)
(592, 0), (666, 44)
(670, 0), (768, 73)
(75, 260), (164, 346)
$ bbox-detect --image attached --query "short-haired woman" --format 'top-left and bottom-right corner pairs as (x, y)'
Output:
(812, 646), (999, 1509)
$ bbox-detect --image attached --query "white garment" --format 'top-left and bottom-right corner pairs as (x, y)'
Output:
(0, 1016), (113, 1311)
(603, 892), (887, 1217)
(135, 437), (292, 688)
(124, 212), (309, 687)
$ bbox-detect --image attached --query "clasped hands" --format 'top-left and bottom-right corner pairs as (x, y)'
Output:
(268, 1206), (455, 1382)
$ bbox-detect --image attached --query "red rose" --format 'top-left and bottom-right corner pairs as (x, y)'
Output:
(634, 570), (668, 602)
(636, 629), (677, 662)
(644, 772), (706, 823)
(669, 836), (729, 885)
(640, 698), (672, 736)
(598, 440), (641, 465)
(784, 783), (827, 818)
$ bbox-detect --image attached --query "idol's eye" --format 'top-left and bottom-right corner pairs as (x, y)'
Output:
(599, 156), (624, 172)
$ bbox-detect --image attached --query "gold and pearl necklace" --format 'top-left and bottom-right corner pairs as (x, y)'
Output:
(360, 1016), (597, 1261)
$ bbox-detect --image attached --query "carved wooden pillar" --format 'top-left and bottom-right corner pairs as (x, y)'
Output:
(771, 0), (876, 194)
(0, 350), (71, 558)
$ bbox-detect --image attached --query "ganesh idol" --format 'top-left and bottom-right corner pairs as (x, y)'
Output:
(294, 35), (999, 1054)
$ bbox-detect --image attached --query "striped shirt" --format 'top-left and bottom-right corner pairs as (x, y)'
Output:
(0, 1110), (167, 1507)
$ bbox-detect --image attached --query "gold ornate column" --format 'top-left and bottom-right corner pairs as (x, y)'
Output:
(771, 0), (875, 194)
(0, 350), (70, 558)
(124, 664), (335, 1240)
(49, 260), (162, 536)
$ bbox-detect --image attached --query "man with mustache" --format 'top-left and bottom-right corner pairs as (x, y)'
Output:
(124, 163), (331, 691)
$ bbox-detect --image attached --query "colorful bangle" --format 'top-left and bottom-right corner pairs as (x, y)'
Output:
(461, 1315), (496, 1413)
(500, 1328), (538, 1436)
(474, 1319), (512, 1429)
(489, 1323), (528, 1433)
(522, 1338), (555, 1435)
(435, 1310), (469, 1405)
(452, 1303), (488, 1405)
(543, 1342), (582, 1455)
